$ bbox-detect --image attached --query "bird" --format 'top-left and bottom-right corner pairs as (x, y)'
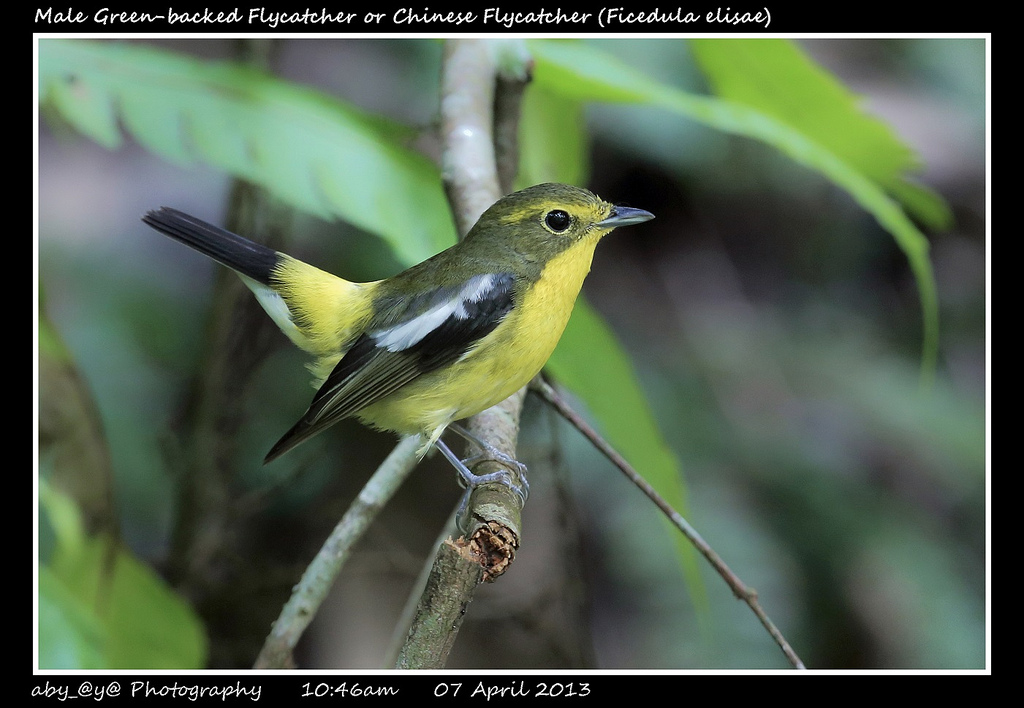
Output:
(142, 183), (654, 509)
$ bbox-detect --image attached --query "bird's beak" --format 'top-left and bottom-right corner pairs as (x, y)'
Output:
(597, 206), (655, 228)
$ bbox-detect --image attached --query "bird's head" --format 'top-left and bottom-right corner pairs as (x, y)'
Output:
(467, 183), (654, 265)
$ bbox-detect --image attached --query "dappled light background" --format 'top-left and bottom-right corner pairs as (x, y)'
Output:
(38, 38), (986, 669)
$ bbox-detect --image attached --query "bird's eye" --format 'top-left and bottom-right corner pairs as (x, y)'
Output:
(544, 210), (571, 233)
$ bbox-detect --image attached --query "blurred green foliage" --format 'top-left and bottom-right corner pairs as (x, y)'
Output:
(39, 479), (207, 668)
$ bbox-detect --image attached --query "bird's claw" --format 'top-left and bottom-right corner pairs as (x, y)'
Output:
(435, 432), (529, 532)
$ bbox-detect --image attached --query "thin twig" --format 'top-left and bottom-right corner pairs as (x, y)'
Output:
(253, 435), (421, 669)
(532, 377), (807, 670)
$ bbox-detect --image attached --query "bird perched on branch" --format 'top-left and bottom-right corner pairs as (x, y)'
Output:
(143, 183), (653, 510)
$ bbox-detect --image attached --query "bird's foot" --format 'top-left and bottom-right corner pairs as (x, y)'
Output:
(435, 429), (529, 532)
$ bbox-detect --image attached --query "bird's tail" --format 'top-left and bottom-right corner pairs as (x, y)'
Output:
(142, 207), (377, 359)
(142, 207), (280, 285)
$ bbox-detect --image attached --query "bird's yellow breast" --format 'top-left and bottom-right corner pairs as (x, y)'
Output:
(355, 233), (602, 444)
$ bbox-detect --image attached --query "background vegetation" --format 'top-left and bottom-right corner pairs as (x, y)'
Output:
(37, 38), (986, 669)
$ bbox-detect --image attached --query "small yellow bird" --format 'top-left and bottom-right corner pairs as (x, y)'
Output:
(143, 183), (653, 504)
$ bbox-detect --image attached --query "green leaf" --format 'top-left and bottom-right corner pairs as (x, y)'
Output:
(39, 480), (207, 669)
(688, 39), (951, 230)
(38, 567), (107, 669)
(527, 40), (653, 104)
(38, 310), (71, 365)
(38, 39), (454, 266)
(529, 38), (941, 382)
(547, 299), (707, 614)
(518, 84), (589, 187)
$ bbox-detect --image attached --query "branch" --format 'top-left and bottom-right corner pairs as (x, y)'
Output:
(531, 378), (807, 670)
(491, 39), (533, 194)
(445, 39), (534, 543)
(392, 39), (532, 669)
(440, 40), (501, 234)
(253, 435), (420, 669)
(392, 539), (483, 668)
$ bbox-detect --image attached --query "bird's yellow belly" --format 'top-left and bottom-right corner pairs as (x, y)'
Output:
(356, 240), (597, 441)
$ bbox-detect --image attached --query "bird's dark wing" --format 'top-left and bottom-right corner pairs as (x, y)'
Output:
(264, 272), (515, 462)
